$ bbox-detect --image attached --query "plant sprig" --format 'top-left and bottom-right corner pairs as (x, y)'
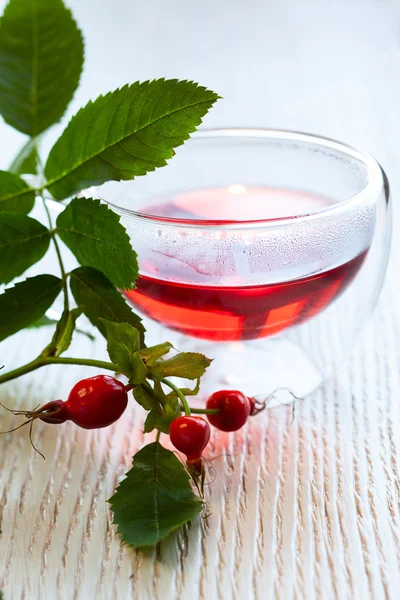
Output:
(0, 0), (220, 548)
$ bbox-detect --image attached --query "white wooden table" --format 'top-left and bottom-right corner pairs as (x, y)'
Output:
(1, 0), (400, 598)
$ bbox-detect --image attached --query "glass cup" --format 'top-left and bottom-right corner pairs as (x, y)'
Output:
(92, 129), (391, 405)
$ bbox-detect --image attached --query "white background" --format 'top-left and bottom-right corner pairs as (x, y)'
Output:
(0, 0), (396, 171)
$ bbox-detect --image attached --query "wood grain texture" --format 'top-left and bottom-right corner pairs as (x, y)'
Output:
(1, 0), (400, 598)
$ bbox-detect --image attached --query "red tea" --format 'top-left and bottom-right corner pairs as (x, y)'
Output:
(125, 253), (365, 341)
(125, 187), (368, 341)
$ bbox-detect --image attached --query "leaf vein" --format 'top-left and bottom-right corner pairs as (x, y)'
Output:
(0, 230), (47, 249)
(56, 227), (126, 257)
(46, 98), (216, 188)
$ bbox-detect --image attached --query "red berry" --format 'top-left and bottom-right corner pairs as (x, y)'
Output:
(206, 390), (251, 431)
(65, 375), (128, 429)
(169, 416), (210, 465)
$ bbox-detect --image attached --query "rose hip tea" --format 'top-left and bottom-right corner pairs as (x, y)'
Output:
(125, 186), (369, 341)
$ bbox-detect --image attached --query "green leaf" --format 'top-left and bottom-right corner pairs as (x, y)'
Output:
(0, 171), (35, 214)
(56, 198), (138, 290)
(140, 342), (173, 366)
(148, 380), (179, 433)
(29, 311), (95, 341)
(143, 408), (159, 433)
(132, 384), (158, 411)
(100, 319), (146, 381)
(69, 266), (145, 345)
(155, 352), (212, 380)
(109, 442), (203, 548)
(134, 380), (177, 434)
(29, 314), (58, 328)
(9, 138), (39, 175)
(0, 212), (50, 283)
(45, 79), (220, 200)
(153, 379), (168, 405)
(0, 274), (62, 341)
(128, 353), (147, 385)
(143, 405), (172, 434)
(43, 308), (80, 357)
(0, 0), (84, 136)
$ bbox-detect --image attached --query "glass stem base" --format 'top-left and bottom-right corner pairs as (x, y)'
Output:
(165, 331), (325, 407)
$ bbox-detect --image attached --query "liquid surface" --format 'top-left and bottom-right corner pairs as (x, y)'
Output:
(141, 185), (334, 221)
(126, 187), (368, 341)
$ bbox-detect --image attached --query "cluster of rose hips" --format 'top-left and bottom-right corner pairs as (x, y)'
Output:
(3, 375), (261, 469)
(170, 389), (256, 470)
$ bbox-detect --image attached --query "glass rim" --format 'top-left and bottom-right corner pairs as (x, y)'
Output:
(94, 127), (386, 230)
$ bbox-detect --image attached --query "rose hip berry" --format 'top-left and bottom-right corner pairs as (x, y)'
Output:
(169, 415), (210, 468)
(206, 390), (251, 432)
(35, 375), (129, 429)
(0, 375), (129, 458)
(63, 375), (128, 429)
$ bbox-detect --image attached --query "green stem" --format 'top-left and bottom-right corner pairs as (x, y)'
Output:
(161, 377), (191, 416)
(42, 198), (69, 311)
(46, 357), (118, 370)
(181, 406), (219, 415)
(0, 356), (46, 385)
(156, 430), (161, 443)
(0, 356), (118, 386)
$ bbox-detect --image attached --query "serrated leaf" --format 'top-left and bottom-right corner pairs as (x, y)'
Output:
(56, 198), (138, 290)
(100, 319), (146, 381)
(133, 384), (159, 411)
(155, 352), (212, 380)
(0, 212), (50, 283)
(0, 274), (62, 341)
(43, 308), (80, 357)
(69, 266), (145, 345)
(0, 171), (35, 214)
(45, 79), (220, 200)
(140, 342), (173, 366)
(109, 442), (203, 548)
(0, 0), (84, 136)
(9, 138), (39, 175)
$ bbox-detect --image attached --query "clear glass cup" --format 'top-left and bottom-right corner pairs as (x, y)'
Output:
(92, 129), (391, 405)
